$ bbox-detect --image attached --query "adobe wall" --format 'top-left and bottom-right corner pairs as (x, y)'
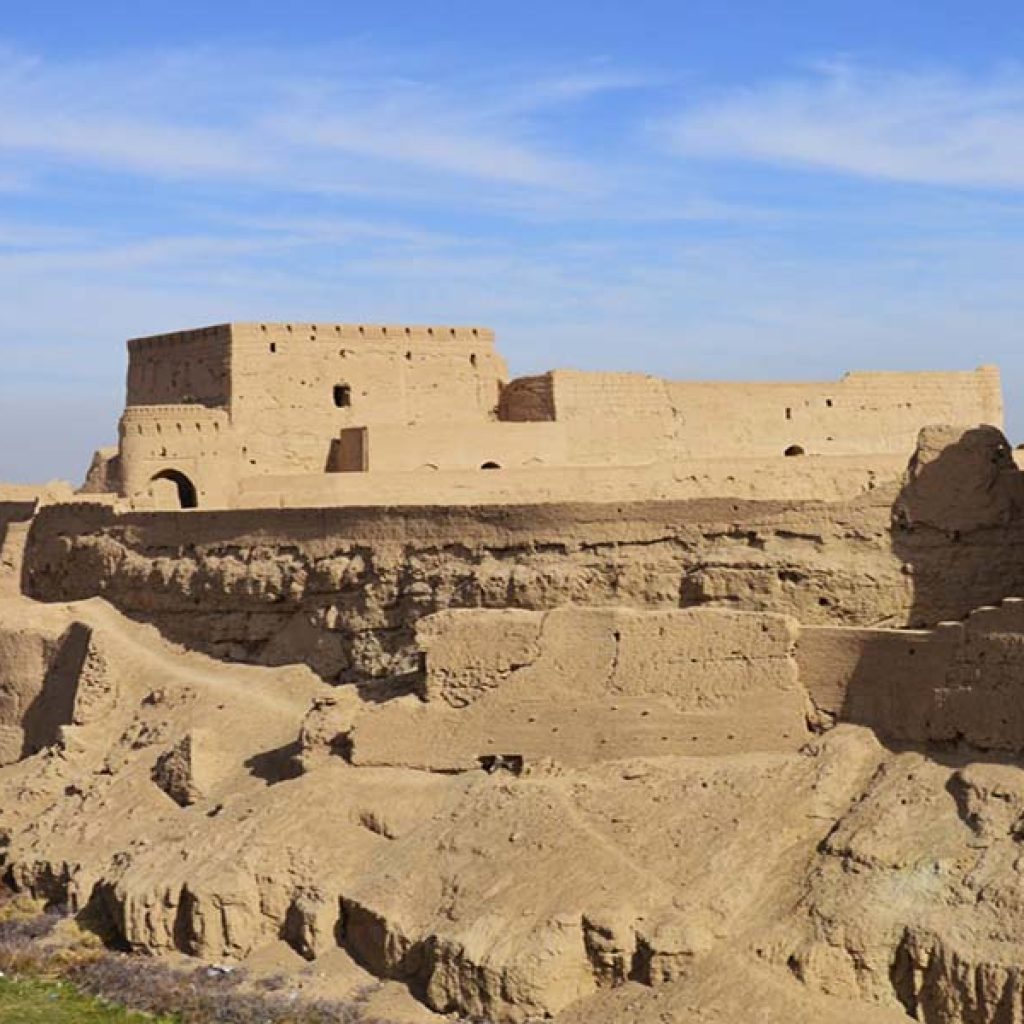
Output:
(352, 420), (567, 473)
(346, 596), (1024, 769)
(0, 500), (37, 597)
(799, 597), (1024, 752)
(19, 464), (1024, 684)
(118, 405), (233, 507)
(0, 609), (89, 766)
(126, 325), (232, 408)
(116, 321), (1005, 511)
(347, 607), (809, 770)
(236, 453), (907, 507)
(119, 322), (508, 503)
(228, 322), (506, 477)
(541, 366), (1003, 463)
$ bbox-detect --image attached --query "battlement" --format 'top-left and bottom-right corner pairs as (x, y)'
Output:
(243, 322), (493, 343)
(121, 405), (229, 431)
(129, 322), (494, 349)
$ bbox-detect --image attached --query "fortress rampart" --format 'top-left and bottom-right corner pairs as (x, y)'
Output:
(21, 434), (1024, 683)
(105, 321), (1004, 510)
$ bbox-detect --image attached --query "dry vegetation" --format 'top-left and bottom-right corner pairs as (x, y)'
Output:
(0, 883), (425, 1024)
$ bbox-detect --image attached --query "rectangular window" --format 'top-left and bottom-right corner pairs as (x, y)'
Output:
(333, 384), (352, 408)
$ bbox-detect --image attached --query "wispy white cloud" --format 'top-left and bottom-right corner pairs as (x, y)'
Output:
(0, 44), (614, 200)
(663, 62), (1024, 190)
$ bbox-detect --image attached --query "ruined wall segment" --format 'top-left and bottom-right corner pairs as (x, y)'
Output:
(799, 597), (1024, 753)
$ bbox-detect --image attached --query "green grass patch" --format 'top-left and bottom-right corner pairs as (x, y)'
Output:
(0, 975), (176, 1023)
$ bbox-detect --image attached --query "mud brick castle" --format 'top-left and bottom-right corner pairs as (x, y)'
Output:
(88, 321), (1003, 510)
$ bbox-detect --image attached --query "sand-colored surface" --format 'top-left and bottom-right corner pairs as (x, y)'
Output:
(2, 423), (1024, 1022)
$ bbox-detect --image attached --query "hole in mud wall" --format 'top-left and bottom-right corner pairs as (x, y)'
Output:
(480, 461), (502, 470)
(784, 445), (805, 457)
(333, 384), (352, 408)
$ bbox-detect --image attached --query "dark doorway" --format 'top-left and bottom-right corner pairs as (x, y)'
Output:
(150, 469), (198, 509)
(784, 445), (806, 457)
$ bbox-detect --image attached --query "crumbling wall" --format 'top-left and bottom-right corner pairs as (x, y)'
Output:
(19, 494), (901, 682)
(0, 613), (90, 765)
(800, 597), (1024, 751)
(498, 374), (555, 421)
(79, 447), (122, 495)
(19, 488), (1024, 685)
(348, 606), (809, 770)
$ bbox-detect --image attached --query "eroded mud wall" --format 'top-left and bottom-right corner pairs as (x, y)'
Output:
(20, 479), (1024, 683)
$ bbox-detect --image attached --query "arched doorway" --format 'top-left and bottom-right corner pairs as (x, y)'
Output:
(480, 461), (502, 470)
(150, 469), (198, 509)
(784, 445), (806, 457)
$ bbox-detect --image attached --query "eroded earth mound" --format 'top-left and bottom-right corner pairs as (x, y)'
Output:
(2, 426), (1024, 1023)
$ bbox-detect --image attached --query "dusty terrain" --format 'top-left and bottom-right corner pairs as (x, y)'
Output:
(2, 424), (1024, 1023)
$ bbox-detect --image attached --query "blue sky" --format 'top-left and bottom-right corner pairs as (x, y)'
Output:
(2, 1), (1024, 481)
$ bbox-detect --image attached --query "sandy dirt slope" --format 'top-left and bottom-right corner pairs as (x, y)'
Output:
(2, 587), (1021, 1022)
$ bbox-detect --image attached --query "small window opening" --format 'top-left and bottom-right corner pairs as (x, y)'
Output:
(269, 342), (277, 353)
(405, 351), (412, 361)
(470, 353), (477, 367)
(333, 384), (352, 408)
(825, 398), (833, 407)
(784, 445), (805, 457)
(785, 407), (792, 420)
(481, 461), (501, 470)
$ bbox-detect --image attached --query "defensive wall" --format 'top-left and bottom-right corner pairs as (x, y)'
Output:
(17, 446), (1024, 684)
(346, 597), (1024, 772)
(234, 453), (908, 507)
(112, 321), (1004, 509)
(501, 366), (1004, 463)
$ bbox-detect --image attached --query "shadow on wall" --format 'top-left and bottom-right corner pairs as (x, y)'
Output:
(19, 622), (90, 758)
(836, 425), (1024, 749)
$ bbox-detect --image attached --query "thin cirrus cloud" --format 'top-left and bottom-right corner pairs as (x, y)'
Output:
(664, 62), (1024, 190)
(0, 44), (613, 198)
